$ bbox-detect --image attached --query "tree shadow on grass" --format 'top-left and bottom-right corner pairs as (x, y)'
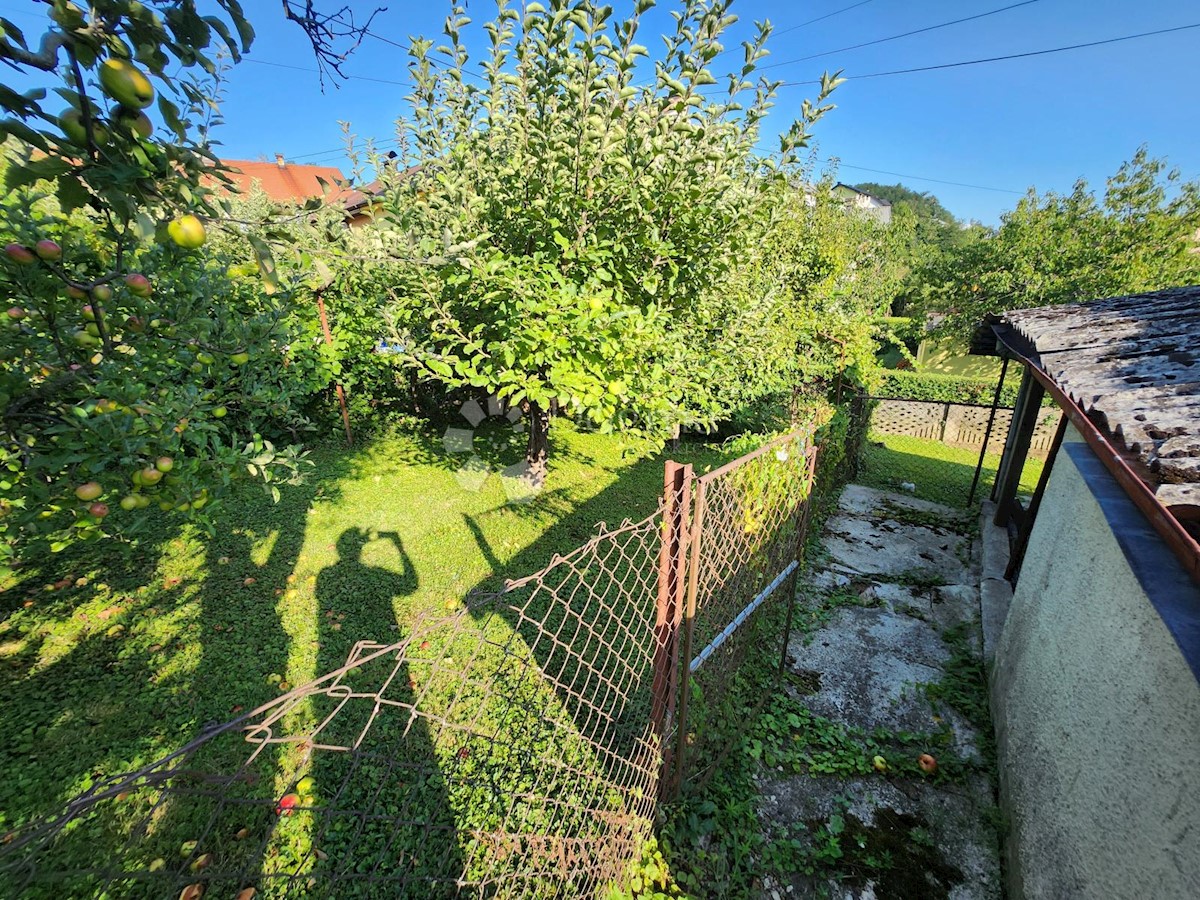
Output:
(0, 451), (353, 896)
(1, 423), (738, 895)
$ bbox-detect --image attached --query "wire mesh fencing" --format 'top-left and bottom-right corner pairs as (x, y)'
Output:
(664, 430), (820, 796)
(0, 427), (827, 897)
(0, 512), (668, 899)
(856, 385), (1060, 509)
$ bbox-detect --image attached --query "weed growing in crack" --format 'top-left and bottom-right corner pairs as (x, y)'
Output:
(892, 568), (949, 590)
(793, 583), (883, 642)
(922, 620), (995, 764)
(875, 501), (964, 533)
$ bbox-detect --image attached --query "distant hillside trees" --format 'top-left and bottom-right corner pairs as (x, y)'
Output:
(915, 148), (1200, 342)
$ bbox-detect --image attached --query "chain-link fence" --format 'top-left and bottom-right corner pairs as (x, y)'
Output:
(856, 370), (1060, 508)
(665, 431), (820, 795)
(0, 514), (667, 899)
(0, 428), (825, 897)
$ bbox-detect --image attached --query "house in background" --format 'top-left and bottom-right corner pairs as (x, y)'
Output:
(976, 286), (1199, 898)
(216, 153), (401, 228)
(219, 154), (353, 205)
(832, 182), (892, 224)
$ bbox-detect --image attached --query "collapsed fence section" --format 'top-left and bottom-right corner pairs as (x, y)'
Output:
(0, 512), (668, 899)
(0, 425), (827, 897)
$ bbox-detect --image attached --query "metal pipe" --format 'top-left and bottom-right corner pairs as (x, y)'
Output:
(969, 355), (1010, 505)
(689, 560), (800, 673)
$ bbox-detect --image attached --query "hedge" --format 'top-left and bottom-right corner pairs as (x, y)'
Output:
(874, 370), (1021, 407)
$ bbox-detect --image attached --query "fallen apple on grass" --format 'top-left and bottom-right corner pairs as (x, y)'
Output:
(918, 753), (938, 774)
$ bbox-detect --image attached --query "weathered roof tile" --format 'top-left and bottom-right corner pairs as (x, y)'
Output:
(991, 285), (1200, 486)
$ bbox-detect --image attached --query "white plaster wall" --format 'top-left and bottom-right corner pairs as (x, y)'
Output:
(991, 427), (1200, 898)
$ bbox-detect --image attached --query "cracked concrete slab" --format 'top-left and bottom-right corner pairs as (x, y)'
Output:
(791, 604), (950, 735)
(763, 485), (1000, 899)
(758, 774), (1002, 900)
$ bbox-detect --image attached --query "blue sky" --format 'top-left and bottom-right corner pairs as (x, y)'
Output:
(4, 1), (1199, 223)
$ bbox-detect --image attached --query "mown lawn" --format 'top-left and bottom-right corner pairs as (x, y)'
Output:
(859, 432), (1044, 507)
(0, 418), (733, 848)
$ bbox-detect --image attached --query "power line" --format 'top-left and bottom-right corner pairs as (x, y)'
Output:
(709, 0), (876, 62)
(780, 21), (1200, 85)
(242, 57), (410, 87)
(290, 138), (399, 162)
(362, 28), (490, 83)
(280, 136), (1025, 197)
(771, 1), (879, 39)
(819, 158), (1023, 194)
(761, 0), (1040, 70)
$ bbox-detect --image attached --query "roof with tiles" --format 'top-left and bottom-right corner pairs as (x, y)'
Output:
(217, 157), (352, 204)
(989, 285), (1200, 508)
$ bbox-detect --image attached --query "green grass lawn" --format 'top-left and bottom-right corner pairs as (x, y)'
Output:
(859, 432), (1044, 508)
(0, 418), (735, 880)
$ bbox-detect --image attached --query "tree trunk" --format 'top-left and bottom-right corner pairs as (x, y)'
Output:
(524, 401), (550, 487)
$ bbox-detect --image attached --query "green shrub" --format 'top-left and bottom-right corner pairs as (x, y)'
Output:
(875, 370), (1017, 407)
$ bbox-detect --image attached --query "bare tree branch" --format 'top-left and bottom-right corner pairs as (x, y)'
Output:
(280, 0), (387, 88)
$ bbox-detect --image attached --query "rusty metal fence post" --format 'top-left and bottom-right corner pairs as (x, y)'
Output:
(668, 474), (707, 800)
(652, 460), (692, 799)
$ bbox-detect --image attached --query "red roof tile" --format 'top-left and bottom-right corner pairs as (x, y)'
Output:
(216, 158), (351, 204)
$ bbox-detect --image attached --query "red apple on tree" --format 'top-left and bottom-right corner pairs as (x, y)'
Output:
(89, 502), (109, 518)
(6, 307), (24, 320)
(140, 467), (164, 486)
(125, 274), (152, 297)
(4, 244), (35, 265)
(65, 284), (87, 300)
(34, 240), (61, 261)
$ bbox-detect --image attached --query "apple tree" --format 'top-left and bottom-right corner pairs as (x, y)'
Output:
(0, 1), (359, 564)
(372, 0), (841, 482)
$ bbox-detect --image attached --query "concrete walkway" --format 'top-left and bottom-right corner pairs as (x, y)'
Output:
(757, 485), (1002, 900)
